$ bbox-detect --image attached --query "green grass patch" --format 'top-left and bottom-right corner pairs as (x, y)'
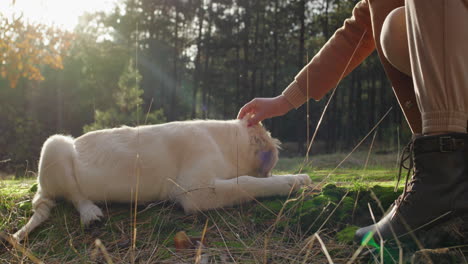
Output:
(274, 154), (399, 185)
(0, 179), (36, 199)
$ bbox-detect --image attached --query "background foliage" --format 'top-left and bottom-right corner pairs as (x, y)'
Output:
(0, 0), (411, 173)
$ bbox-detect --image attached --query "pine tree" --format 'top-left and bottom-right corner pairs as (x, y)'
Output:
(114, 59), (143, 113)
(84, 59), (165, 132)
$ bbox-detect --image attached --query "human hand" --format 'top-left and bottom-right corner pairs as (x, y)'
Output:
(237, 95), (294, 126)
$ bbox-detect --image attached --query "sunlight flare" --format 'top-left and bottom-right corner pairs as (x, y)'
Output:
(0, 0), (116, 31)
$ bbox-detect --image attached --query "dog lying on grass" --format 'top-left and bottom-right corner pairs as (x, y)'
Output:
(13, 118), (311, 241)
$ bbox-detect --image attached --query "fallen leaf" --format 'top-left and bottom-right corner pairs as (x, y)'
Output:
(174, 231), (206, 251)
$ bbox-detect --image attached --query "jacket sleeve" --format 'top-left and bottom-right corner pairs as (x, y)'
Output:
(283, 0), (375, 108)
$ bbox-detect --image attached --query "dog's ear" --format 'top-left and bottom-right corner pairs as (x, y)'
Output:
(258, 150), (275, 177)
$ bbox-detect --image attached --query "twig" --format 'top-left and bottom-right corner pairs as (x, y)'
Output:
(144, 98), (154, 125)
(195, 219), (209, 264)
(312, 107), (393, 193)
(300, 29), (369, 173)
(315, 233), (334, 264)
(95, 239), (115, 264)
(0, 232), (44, 264)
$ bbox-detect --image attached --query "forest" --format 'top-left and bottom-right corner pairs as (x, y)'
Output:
(0, 0), (410, 174)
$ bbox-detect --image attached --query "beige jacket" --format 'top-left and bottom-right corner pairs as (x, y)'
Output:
(282, 0), (422, 134)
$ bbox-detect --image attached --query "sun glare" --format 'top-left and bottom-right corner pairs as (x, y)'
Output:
(0, 0), (117, 31)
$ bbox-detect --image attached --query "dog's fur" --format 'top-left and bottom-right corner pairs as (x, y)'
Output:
(13, 119), (311, 241)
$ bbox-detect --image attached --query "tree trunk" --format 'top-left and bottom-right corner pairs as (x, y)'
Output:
(296, 0), (306, 154)
(272, 0), (280, 136)
(369, 65), (377, 127)
(323, 0), (330, 38)
(235, 4), (241, 110)
(202, 1), (213, 119)
(191, 4), (204, 119)
(169, 5), (179, 121)
(242, 1), (251, 106)
(249, 0), (262, 99)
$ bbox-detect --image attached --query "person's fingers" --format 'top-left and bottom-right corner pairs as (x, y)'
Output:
(247, 111), (266, 127)
(237, 105), (248, 119)
(237, 100), (256, 119)
(237, 106), (250, 119)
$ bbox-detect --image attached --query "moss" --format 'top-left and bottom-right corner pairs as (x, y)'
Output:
(336, 226), (359, 244)
(301, 195), (329, 211)
(299, 192), (355, 227)
(295, 195), (335, 232)
(336, 196), (354, 221)
(322, 184), (344, 202)
(298, 184), (401, 233)
(340, 196), (354, 212)
(370, 185), (401, 208)
(251, 199), (286, 225)
(299, 195), (331, 216)
(262, 200), (284, 212)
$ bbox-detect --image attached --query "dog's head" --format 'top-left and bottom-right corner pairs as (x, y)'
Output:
(245, 122), (280, 178)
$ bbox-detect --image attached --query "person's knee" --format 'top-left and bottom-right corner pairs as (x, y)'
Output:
(381, 7), (411, 76)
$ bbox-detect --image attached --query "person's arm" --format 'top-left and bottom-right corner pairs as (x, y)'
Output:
(239, 0), (376, 124)
(283, 0), (375, 108)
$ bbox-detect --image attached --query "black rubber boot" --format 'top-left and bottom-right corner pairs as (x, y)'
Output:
(355, 133), (468, 243)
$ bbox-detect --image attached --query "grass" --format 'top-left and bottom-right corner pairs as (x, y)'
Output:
(0, 152), (405, 263)
(275, 152), (399, 184)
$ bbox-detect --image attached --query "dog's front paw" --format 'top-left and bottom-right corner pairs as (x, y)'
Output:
(286, 174), (311, 191)
(296, 174), (312, 186)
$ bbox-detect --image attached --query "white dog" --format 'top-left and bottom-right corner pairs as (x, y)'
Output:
(14, 119), (311, 241)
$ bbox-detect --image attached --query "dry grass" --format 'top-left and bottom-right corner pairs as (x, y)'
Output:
(0, 152), (403, 263)
(0, 190), (367, 263)
(0, 189), (378, 261)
